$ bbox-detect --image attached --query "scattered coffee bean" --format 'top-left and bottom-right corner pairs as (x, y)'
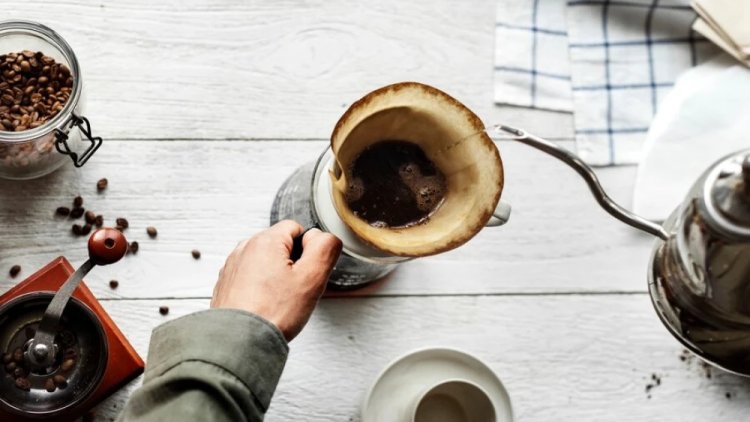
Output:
(116, 217), (129, 229)
(72, 224), (82, 235)
(191, 249), (201, 259)
(146, 226), (158, 238)
(128, 241), (139, 254)
(12, 347), (23, 363)
(53, 374), (67, 388)
(94, 214), (104, 228)
(70, 207), (84, 219)
(85, 210), (96, 224)
(13, 367), (26, 378)
(45, 377), (56, 392)
(109, 280), (119, 289)
(14, 377), (30, 391)
(81, 223), (92, 235)
(5, 361), (16, 373)
(159, 306), (169, 315)
(9, 264), (21, 278)
(96, 178), (108, 191)
(0, 50), (74, 132)
(73, 195), (83, 208)
(56, 206), (71, 217)
(60, 358), (75, 371)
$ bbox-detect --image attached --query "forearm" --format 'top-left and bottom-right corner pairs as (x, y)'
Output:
(118, 309), (288, 422)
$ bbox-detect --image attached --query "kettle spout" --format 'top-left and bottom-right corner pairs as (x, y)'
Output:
(492, 124), (670, 240)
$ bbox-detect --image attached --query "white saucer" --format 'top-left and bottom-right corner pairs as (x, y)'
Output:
(361, 347), (513, 422)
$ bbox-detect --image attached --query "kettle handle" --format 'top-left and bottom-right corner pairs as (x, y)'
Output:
(492, 124), (669, 240)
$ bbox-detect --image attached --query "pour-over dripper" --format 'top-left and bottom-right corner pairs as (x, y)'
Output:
(328, 82), (506, 257)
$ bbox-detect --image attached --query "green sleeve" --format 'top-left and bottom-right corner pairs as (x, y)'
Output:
(117, 309), (289, 422)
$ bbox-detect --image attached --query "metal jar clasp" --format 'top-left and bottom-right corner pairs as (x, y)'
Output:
(54, 113), (102, 167)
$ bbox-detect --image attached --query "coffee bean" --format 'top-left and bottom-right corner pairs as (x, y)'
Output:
(81, 223), (92, 235)
(55, 206), (70, 216)
(53, 374), (67, 388)
(116, 217), (129, 229)
(5, 362), (16, 373)
(96, 178), (108, 191)
(109, 280), (119, 289)
(73, 195), (83, 207)
(94, 214), (104, 227)
(13, 367), (26, 378)
(85, 210), (96, 224)
(14, 377), (30, 391)
(9, 265), (21, 278)
(146, 226), (158, 238)
(191, 250), (201, 260)
(159, 306), (169, 315)
(129, 241), (139, 254)
(44, 377), (56, 392)
(72, 224), (82, 235)
(12, 348), (23, 363)
(70, 207), (84, 219)
(64, 348), (76, 359)
(61, 358), (75, 371)
(115, 225), (124, 232)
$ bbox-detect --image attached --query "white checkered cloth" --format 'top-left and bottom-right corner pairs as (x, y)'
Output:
(494, 0), (718, 165)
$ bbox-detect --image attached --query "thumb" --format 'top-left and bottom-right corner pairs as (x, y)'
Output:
(294, 229), (342, 283)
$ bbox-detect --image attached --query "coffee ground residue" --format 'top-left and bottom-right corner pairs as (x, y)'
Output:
(345, 140), (446, 228)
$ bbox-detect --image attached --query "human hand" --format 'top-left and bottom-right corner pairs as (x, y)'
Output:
(211, 220), (342, 341)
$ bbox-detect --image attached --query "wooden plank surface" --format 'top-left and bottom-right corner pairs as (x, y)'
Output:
(5, 0), (573, 140)
(2, 0), (739, 421)
(86, 297), (750, 422)
(0, 140), (654, 298)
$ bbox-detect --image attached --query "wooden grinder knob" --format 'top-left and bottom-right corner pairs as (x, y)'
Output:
(88, 228), (128, 265)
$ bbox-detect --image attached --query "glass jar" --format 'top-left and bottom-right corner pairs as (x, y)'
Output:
(0, 20), (102, 180)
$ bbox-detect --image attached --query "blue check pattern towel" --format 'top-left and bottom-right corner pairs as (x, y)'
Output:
(494, 0), (718, 165)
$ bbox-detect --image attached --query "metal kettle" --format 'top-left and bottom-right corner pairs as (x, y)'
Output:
(495, 124), (750, 376)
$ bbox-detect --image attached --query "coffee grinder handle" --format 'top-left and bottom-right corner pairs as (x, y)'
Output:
(491, 124), (669, 240)
(26, 228), (128, 370)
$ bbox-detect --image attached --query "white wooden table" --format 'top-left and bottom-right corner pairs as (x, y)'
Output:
(2, 1), (749, 421)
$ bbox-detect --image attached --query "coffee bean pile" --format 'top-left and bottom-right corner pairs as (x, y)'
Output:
(3, 325), (77, 392)
(0, 50), (73, 132)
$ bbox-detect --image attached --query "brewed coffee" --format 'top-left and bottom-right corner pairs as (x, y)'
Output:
(345, 140), (446, 228)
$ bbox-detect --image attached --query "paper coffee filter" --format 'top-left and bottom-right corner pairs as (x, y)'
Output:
(329, 82), (504, 257)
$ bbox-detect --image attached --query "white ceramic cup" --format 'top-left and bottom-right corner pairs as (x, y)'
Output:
(410, 379), (496, 422)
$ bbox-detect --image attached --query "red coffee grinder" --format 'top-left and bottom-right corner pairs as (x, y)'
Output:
(0, 228), (144, 420)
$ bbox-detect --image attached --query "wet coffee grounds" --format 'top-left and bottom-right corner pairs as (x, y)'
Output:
(344, 140), (446, 228)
